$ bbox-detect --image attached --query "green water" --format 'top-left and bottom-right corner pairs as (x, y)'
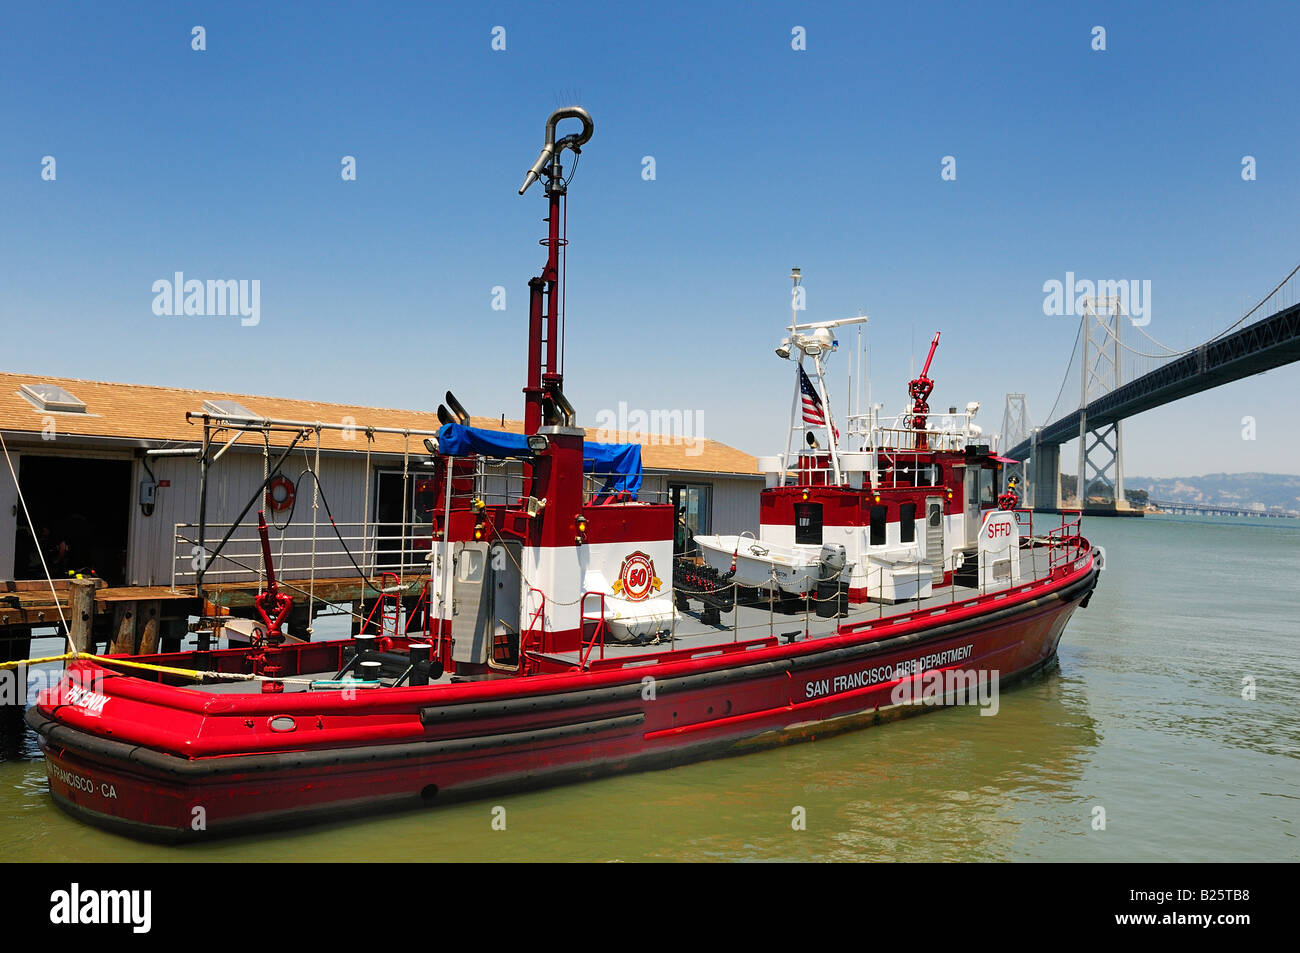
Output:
(2, 516), (1296, 861)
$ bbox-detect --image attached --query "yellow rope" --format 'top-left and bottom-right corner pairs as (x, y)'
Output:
(0, 651), (318, 685)
(0, 653), (77, 670)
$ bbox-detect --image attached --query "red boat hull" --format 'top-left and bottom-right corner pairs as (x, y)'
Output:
(28, 559), (1098, 841)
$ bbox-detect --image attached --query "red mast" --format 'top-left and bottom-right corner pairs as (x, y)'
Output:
(518, 108), (594, 435)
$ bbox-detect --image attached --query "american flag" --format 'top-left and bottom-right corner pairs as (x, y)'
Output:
(799, 365), (838, 439)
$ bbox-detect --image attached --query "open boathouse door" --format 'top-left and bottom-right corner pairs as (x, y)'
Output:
(10, 455), (131, 586)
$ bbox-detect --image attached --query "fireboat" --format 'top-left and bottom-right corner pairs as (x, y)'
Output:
(26, 107), (1101, 841)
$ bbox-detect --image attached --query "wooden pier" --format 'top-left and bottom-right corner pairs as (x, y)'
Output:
(0, 574), (428, 657)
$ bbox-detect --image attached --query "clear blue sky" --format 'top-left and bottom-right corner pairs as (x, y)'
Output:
(3, 1), (1298, 478)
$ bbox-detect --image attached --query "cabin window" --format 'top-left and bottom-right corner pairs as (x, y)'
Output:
(900, 503), (917, 543)
(927, 464), (942, 486)
(794, 503), (823, 545)
(869, 505), (887, 546)
(928, 502), (942, 527)
(978, 468), (995, 504)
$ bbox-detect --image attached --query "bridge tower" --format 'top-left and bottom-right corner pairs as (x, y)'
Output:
(1076, 297), (1126, 507)
(1000, 393), (1032, 500)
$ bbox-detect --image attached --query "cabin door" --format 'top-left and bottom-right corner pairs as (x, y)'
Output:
(925, 496), (945, 582)
(964, 468), (981, 547)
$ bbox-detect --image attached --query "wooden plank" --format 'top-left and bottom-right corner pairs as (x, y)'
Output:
(202, 576), (427, 609)
(2, 578), (105, 594)
(97, 586), (192, 603)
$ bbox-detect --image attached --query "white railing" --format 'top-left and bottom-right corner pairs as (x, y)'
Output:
(843, 410), (987, 454)
(172, 521), (430, 586)
(438, 460), (667, 508)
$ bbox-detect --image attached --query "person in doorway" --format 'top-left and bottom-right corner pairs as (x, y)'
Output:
(674, 507), (696, 557)
(50, 512), (92, 575)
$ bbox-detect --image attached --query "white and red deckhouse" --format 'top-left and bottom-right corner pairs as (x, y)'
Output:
(695, 283), (1019, 604)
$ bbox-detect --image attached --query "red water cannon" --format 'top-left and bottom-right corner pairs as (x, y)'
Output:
(908, 331), (941, 450)
(251, 510), (293, 688)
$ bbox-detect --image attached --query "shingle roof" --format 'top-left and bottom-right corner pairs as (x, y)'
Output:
(0, 371), (759, 476)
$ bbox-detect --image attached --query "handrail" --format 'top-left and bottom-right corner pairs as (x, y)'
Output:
(1013, 507), (1034, 543)
(578, 591), (608, 669)
(358, 571), (402, 637)
(520, 587), (547, 675)
(1045, 510), (1086, 575)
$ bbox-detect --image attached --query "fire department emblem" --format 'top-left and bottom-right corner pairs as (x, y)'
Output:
(613, 551), (661, 602)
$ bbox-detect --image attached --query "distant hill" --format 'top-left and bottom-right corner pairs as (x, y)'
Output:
(1125, 472), (1300, 513)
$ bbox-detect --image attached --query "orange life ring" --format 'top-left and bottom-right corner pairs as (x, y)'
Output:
(266, 475), (296, 512)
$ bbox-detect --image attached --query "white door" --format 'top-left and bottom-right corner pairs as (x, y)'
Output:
(925, 496), (945, 582)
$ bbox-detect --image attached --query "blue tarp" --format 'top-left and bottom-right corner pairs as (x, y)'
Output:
(436, 423), (642, 498)
(437, 423), (531, 458)
(583, 441), (642, 497)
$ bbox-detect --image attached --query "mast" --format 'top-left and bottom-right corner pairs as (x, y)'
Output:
(772, 269), (868, 486)
(783, 268), (804, 477)
(518, 107), (594, 436)
(811, 351), (842, 484)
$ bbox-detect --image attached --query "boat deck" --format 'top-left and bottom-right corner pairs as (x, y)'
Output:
(541, 546), (1059, 669)
(149, 547), (1064, 693)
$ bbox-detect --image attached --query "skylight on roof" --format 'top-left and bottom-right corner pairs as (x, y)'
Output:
(202, 399), (257, 420)
(20, 383), (87, 414)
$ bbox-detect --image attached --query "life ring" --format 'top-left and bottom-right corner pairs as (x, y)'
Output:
(266, 475), (296, 512)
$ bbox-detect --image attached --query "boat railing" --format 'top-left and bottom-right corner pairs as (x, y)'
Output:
(520, 587), (547, 675)
(579, 591), (608, 669)
(1045, 510), (1087, 576)
(584, 634), (781, 673)
(356, 571), (403, 637)
(1014, 508), (1034, 542)
(863, 426), (969, 453)
(446, 462), (669, 507)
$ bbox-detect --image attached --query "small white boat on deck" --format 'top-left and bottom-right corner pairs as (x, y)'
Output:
(693, 534), (852, 596)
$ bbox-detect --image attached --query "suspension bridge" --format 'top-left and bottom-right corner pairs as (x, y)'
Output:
(1000, 262), (1300, 514)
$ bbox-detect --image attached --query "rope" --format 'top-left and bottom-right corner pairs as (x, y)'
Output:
(400, 433), (410, 590)
(361, 428), (374, 577)
(307, 427), (321, 634)
(0, 651), (320, 686)
(0, 431), (74, 655)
